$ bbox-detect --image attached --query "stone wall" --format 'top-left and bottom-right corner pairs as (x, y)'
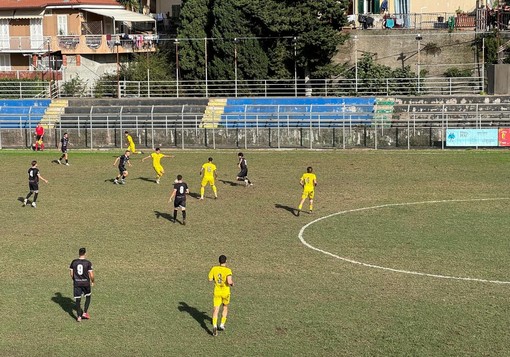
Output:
(335, 29), (479, 77)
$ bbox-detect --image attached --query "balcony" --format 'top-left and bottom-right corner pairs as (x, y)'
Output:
(51, 34), (158, 55)
(0, 37), (51, 53)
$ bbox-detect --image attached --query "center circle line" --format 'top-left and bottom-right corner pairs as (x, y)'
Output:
(298, 198), (510, 285)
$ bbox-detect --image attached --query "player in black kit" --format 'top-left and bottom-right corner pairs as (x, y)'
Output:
(236, 152), (253, 187)
(23, 160), (49, 208)
(113, 150), (132, 184)
(69, 247), (95, 322)
(57, 133), (70, 165)
(169, 174), (189, 225)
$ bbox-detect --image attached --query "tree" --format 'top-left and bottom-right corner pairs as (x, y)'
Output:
(177, 0), (212, 80)
(176, 0), (349, 81)
(209, 0), (269, 81)
(344, 53), (418, 95)
(121, 51), (172, 81)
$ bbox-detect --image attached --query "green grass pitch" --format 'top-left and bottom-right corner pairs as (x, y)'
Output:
(0, 149), (509, 356)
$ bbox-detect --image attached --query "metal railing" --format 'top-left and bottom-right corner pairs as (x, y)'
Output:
(63, 77), (483, 99)
(1, 102), (510, 149)
(0, 81), (51, 98)
(0, 36), (51, 52)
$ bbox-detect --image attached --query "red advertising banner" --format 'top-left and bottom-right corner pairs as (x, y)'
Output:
(499, 128), (510, 147)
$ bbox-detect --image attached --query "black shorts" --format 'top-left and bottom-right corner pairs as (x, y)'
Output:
(74, 285), (91, 299)
(61, 147), (68, 153)
(29, 181), (38, 192)
(174, 197), (186, 208)
(119, 166), (126, 174)
(237, 169), (248, 178)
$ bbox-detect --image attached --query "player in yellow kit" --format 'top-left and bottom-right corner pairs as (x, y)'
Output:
(298, 166), (317, 215)
(125, 131), (142, 154)
(200, 157), (218, 200)
(208, 255), (233, 336)
(141, 148), (174, 184)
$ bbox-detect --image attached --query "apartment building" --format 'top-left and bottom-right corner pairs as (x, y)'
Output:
(0, 0), (156, 81)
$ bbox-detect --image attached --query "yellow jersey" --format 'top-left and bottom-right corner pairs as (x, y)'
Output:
(208, 265), (232, 293)
(202, 162), (217, 179)
(151, 152), (164, 167)
(301, 173), (317, 191)
(126, 135), (134, 146)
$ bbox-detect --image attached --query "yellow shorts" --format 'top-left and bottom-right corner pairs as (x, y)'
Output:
(153, 165), (164, 175)
(128, 144), (136, 153)
(302, 189), (315, 199)
(213, 291), (230, 307)
(201, 178), (215, 187)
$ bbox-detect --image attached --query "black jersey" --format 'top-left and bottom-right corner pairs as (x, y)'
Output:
(69, 259), (93, 287)
(118, 155), (130, 167)
(28, 167), (39, 183)
(174, 182), (189, 198)
(239, 158), (248, 170)
(61, 137), (69, 149)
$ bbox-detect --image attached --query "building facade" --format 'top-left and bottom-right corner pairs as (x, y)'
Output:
(0, 0), (156, 82)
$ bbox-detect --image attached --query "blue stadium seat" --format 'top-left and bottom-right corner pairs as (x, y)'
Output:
(220, 97), (375, 128)
(0, 99), (51, 128)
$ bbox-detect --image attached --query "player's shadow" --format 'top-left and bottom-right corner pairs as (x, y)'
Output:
(51, 292), (75, 320)
(136, 176), (157, 183)
(154, 210), (173, 222)
(104, 178), (115, 183)
(189, 192), (201, 199)
(17, 196), (25, 203)
(275, 204), (298, 216)
(178, 302), (212, 335)
(218, 179), (238, 186)
(51, 159), (60, 165)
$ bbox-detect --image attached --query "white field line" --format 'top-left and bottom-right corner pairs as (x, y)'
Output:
(298, 198), (510, 285)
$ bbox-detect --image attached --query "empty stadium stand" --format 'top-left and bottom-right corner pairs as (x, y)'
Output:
(206, 97), (376, 128)
(0, 99), (51, 128)
(58, 98), (208, 129)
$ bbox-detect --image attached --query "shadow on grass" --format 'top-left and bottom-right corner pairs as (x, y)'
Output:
(218, 179), (238, 186)
(51, 292), (75, 320)
(189, 192), (201, 199)
(17, 196), (25, 203)
(51, 159), (60, 165)
(104, 178), (116, 183)
(154, 210), (174, 222)
(178, 302), (212, 335)
(136, 176), (157, 183)
(275, 203), (298, 216)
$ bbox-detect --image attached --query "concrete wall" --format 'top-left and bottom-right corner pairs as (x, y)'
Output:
(0, 126), (447, 150)
(336, 29), (478, 77)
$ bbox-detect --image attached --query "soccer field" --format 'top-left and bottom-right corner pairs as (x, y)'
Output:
(0, 149), (509, 356)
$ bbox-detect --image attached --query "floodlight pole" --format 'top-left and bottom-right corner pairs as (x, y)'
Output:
(293, 36), (298, 97)
(205, 37), (208, 97)
(416, 34), (423, 93)
(175, 39), (180, 98)
(234, 37), (239, 98)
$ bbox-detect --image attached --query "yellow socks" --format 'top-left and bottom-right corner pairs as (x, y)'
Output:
(212, 317), (218, 327)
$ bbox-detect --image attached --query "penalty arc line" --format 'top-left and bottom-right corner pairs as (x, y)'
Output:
(298, 197), (510, 285)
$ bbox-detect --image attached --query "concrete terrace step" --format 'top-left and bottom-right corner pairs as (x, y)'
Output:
(41, 99), (68, 128)
(201, 98), (227, 129)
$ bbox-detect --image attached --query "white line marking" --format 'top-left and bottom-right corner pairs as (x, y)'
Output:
(298, 198), (510, 285)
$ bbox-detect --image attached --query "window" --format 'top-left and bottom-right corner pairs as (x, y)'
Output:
(0, 19), (9, 49)
(57, 15), (68, 35)
(30, 19), (44, 49)
(0, 54), (11, 70)
(172, 5), (181, 19)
